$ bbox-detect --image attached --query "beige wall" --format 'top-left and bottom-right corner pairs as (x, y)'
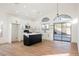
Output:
(0, 3), (78, 45)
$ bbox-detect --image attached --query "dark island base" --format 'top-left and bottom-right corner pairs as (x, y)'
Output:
(23, 34), (42, 46)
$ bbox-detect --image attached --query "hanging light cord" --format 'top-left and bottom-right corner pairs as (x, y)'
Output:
(57, 3), (59, 17)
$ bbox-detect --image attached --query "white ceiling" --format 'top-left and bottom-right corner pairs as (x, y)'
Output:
(0, 3), (78, 21)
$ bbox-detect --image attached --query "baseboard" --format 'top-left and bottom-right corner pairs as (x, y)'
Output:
(0, 41), (10, 45)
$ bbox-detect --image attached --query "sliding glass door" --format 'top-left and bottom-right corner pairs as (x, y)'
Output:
(53, 23), (71, 42)
(53, 23), (62, 41)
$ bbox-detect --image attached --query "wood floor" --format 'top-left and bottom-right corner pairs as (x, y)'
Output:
(0, 40), (78, 56)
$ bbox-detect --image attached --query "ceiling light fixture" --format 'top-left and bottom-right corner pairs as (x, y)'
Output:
(54, 3), (72, 21)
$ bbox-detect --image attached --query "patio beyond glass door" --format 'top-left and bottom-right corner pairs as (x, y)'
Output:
(54, 23), (62, 41)
(53, 23), (71, 42)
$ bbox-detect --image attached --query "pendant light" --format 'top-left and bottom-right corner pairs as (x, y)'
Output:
(54, 3), (72, 21)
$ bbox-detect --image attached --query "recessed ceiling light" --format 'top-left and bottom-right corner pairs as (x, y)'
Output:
(23, 5), (27, 8)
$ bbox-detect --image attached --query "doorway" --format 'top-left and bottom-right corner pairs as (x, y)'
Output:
(11, 23), (20, 42)
(53, 22), (71, 42)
